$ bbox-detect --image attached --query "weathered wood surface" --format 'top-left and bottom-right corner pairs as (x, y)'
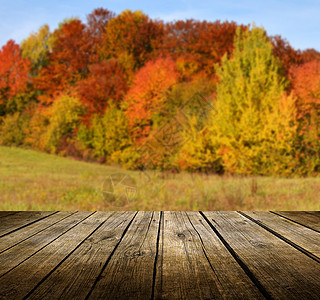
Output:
(204, 211), (320, 299)
(0, 211), (319, 299)
(29, 211), (136, 300)
(0, 211), (17, 218)
(0, 211), (55, 237)
(273, 211), (320, 232)
(154, 212), (263, 299)
(241, 211), (320, 259)
(0, 211), (75, 253)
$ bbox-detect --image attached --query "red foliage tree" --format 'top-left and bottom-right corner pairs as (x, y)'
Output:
(0, 40), (30, 114)
(125, 57), (179, 141)
(34, 19), (92, 105)
(270, 35), (303, 78)
(161, 20), (242, 77)
(87, 8), (115, 40)
(301, 48), (320, 63)
(77, 59), (128, 116)
(86, 8), (115, 64)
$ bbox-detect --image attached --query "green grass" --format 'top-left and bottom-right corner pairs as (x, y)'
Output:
(0, 146), (319, 210)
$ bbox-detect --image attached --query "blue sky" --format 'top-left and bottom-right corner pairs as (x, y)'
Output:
(0, 0), (319, 51)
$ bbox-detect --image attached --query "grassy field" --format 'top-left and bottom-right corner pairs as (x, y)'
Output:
(0, 146), (319, 210)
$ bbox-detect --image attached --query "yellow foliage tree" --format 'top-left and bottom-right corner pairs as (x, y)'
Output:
(21, 25), (55, 71)
(210, 25), (297, 176)
(44, 94), (84, 154)
(90, 103), (131, 160)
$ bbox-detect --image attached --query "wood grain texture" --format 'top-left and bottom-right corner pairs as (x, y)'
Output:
(0, 211), (18, 218)
(153, 211), (261, 300)
(0, 211), (75, 253)
(203, 211), (320, 300)
(88, 211), (160, 300)
(27, 211), (136, 300)
(0, 212), (108, 299)
(0, 211), (91, 277)
(304, 211), (320, 215)
(304, 211), (320, 218)
(241, 211), (320, 258)
(0, 211), (319, 299)
(0, 211), (55, 237)
(273, 211), (320, 232)
(184, 212), (263, 299)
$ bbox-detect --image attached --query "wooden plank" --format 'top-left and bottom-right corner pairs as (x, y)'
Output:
(305, 211), (320, 217)
(273, 211), (320, 232)
(203, 211), (320, 300)
(0, 211), (18, 218)
(88, 211), (159, 300)
(186, 212), (264, 298)
(154, 211), (258, 300)
(0, 211), (92, 277)
(241, 211), (320, 258)
(0, 211), (75, 253)
(0, 212), (112, 299)
(0, 211), (55, 237)
(26, 211), (136, 300)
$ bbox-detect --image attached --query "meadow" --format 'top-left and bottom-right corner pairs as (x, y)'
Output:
(0, 146), (319, 211)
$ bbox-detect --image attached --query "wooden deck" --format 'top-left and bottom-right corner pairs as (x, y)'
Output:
(0, 211), (319, 299)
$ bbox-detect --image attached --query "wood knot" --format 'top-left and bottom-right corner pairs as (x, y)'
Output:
(125, 250), (145, 259)
(251, 241), (267, 248)
(102, 235), (114, 241)
(177, 233), (185, 238)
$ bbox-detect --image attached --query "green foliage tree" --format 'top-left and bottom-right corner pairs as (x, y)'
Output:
(4, 10), (319, 177)
(90, 103), (132, 161)
(21, 24), (55, 72)
(0, 112), (29, 146)
(209, 25), (297, 176)
(155, 77), (218, 171)
(23, 107), (49, 151)
(44, 94), (84, 154)
(177, 115), (223, 173)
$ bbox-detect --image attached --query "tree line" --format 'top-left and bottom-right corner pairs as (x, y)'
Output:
(0, 8), (319, 176)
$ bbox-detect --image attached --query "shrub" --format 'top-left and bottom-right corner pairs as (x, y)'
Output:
(0, 112), (29, 146)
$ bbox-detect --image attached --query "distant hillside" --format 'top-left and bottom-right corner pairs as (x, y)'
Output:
(1, 146), (319, 211)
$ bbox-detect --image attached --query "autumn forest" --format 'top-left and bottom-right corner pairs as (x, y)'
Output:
(1, 8), (320, 177)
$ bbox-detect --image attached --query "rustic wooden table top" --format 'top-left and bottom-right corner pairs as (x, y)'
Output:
(0, 211), (319, 299)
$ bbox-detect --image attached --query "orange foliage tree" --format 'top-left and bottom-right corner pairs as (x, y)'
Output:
(34, 19), (92, 105)
(290, 60), (320, 118)
(290, 60), (320, 174)
(0, 40), (31, 115)
(124, 57), (179, 142)
(99, 10), (164, 72)
(77, 59), (128, 116)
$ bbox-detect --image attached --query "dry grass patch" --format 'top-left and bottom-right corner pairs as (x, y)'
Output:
(0, 146), (319, 210)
